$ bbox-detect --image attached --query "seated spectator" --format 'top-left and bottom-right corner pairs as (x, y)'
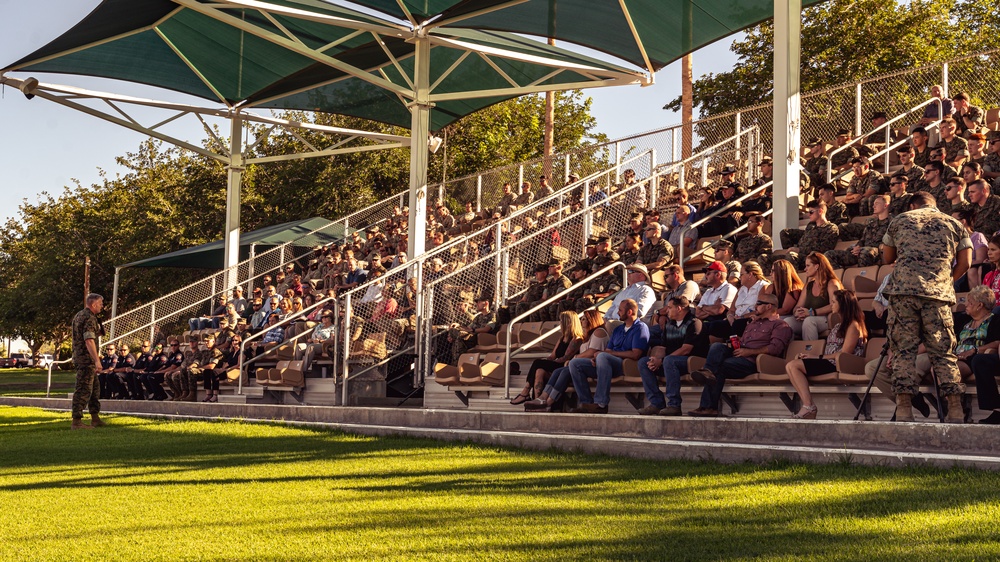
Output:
(229, 286), (248, 316)
(937, 117), (969, 170)
(803, 137), (829, 190)
(642, 207), (669, 244)
(688, 293), (793, 417)
(447, 295), (495, 363)
(842, 156), (884, 217)
(667, 205), (698, 257)
(981, 235), (1000, 308)
(785, 289), (868, 419)
(966, 179), (1000, 238)
(334, 255), (367, 294)
(825, 194), (890, 269)
(604, 265), (656, 323)
(766, 259), (804, 322)
(295, 310), (335, 372)
(785, 252), (843, 340)
(636, 296), (705, 416)
(695, 261), (738, 323)
(203, 334), (241, 402)
(510, 311), (584, 405)
(764, 200), (839, 272)
(568, 298), (650, 414)
(894, 144), (925, 186)
(669, 188), (699, 225)
(635, 222), (673, 272)
(954, 207), (988, 290)
(735, 213), (772, 264)
(254, 313), (286, 357)
(920, 84), (953, 127)
(97, 344), (117, 399)
(527, 310), (608, 412)
(140, 341), (171, 401)
(714, 240), (741, 284)
(620, 232), (641, 265)
(951, 92), (983, 137)
(983, 133), (1000, 189)
(706, 261), (770, 341)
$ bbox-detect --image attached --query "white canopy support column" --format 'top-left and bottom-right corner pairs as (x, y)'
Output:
(407, 36), (430, 262)
(224, 113), (244, 288)
(772, 0), (802, 248)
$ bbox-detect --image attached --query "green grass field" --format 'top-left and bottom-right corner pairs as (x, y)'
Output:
(2, 405), (1000, 561)
(0, 368), (74, 397)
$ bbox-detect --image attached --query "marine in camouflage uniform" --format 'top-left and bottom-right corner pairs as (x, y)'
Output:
(883, 199), (972, 420)
(167, 338), (200, 400)
(983, 150), (1000, 190)
(71, 296), (104, 426)
(939, 136), (969, 166)
(736, 232), (772, 264)
(764, 221), (840, 273)
(887, 191), (913, 217)
(825, 201), (849, 229)
(448, 303), (496, 363)
(574, 270), (623, 312)
(972, 193), (1000, 238)
(913, 145), (932, 168)
(635, 237), (673, 271)
(803, 154), (828, 192)
(846, 168), (884, 217)
(540, 265), (573, 321)
(514, 265), (548, 320)
(825, 213), (890, 269)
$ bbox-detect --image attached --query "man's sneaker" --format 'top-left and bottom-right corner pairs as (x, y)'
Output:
(658, 406), (683, 416)
(689, 369), (716, 384)
(637, 405), (662, 415)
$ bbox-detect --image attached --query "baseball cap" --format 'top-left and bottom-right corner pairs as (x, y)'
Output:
(703, 260), (727, 273)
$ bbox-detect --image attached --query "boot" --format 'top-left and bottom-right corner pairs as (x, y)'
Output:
(181, 390), (195, 402)
(945, 394), (965, 424)
(895, 394), (914, 422)
(90, 414), (106, 428)
(71, 418), (92, 430)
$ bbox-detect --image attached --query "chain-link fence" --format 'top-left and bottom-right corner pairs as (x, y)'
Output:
(105, 47), (1000, 355)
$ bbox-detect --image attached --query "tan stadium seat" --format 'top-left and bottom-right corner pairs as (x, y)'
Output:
(433, 353), (479, 385)
(745, 340), (826, 385)
(835, 337), (886, 384)
(258, 360), (289, 386)
(842, 266), (879, 298)
(458, 352), (509, 386)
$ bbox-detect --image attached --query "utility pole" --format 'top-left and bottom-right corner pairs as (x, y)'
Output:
(84, 256), (90, 303)
(681, 53), (694, 159)
(543, 37), (556, 181)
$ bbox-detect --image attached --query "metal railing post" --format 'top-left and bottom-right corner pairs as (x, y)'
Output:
(942, 63), (949, 96)
(649, 150), (657, 208)
(615, 142), (622, 184)
(735, 112), (742, 150)
(701, 159), (708, 189)
(341, 293), (352, 405)
(518, 164), (524, 188)
(149, 304), (156, 343)
(672, 127), (680, 162)
(582, 181), (592, 242)
(111, 267), (121, 339)
(247, 244), (256, 297)
(476, 176), (482, 212)
(855, 82), (862, 138)
(564, 154), (571, 180)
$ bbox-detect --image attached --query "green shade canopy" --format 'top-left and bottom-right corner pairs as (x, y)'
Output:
(4, 0), (646, 130)
(122, 217), (354, 269)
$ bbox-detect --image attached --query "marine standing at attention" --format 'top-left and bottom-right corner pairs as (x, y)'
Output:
(71, 293), (106, 430)
(882, 191), (972, 423)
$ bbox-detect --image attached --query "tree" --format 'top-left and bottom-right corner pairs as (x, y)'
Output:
(665, 0), (1000, 146)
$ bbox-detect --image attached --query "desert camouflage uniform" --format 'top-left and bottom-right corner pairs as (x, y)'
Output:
(539, 274), (573, 321)
(914, 146), (932, 168)
(825, 201), (849, 228)
(514, 278), (547, 319)
(939, 137), (969, 164)
(573, 272), (622, 312)
(973, 195), (1000, 237)
(513, 191), (534, 210)
(71, 308), (102, 420)
(449, 309), (496, 362)
(635, 239), (673, 269)
(887, 192), (913, 217)
(830, 146), (858, 172)
(846, 170), (884, 216)
(764, 222), (840, 273)
(803, 155), (829, 190)
(592, 250), (621, 270)
(900, 165), (924, 189)
(883, 206), (972, 397)
(496, 192), (516, 216)
(824, 216), (889, 268)
(619, 248), (639, 266)
(736, 233), (772, 264)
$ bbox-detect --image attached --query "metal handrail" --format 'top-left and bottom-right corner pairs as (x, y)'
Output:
(237, 295), (336, 394)
(46, 358), (75, 398)
(654, 127), (758, 175)
(682, 208), (776, 265)
(677, 179), (773, 264)
(825, 97), (943, 183)
(503, 261), (628, 399)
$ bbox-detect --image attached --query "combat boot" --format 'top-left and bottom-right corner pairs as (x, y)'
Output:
(90, 414), (106, 428)
(895, 393), (914, 422)
(71, 418), (92, 430)
(945, 394), (965, 424)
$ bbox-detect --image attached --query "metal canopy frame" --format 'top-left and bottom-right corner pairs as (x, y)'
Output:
(1, 0), (648, 277)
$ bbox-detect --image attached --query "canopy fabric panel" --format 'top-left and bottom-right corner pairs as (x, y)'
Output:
(4, 0), (644, 130)
(349, 0), (829, 73)
(122, 217), (352, 269)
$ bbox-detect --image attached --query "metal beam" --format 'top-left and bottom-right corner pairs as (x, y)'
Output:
(245, 141), (405, 164)
(772, 0), (802, 247)
(428, 77), (637, 102)
(224, 115), (244, 280)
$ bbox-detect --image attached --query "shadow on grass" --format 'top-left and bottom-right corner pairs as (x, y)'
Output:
(4, 406), (1000, 560)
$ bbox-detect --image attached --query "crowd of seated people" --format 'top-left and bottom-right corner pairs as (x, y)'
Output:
(424, 88), (1000, 423)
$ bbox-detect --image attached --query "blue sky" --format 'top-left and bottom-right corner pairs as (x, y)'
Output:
(0, 0), (742, 226)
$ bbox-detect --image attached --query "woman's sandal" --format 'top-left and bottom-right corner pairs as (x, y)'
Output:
(791, 405), (818, 419)
(509, 391), (531, 405)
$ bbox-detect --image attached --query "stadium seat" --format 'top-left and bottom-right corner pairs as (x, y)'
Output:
(433, 353), (479, 385)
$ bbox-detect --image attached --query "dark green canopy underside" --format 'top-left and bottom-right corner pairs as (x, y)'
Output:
(124, 217), (352, 269)
(5, 0), (825, 130)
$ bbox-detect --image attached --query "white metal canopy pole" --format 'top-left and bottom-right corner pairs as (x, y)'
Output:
(772, 0), (802, 248)
(407, 37), (430, 261)
(224, 113), (245, 288)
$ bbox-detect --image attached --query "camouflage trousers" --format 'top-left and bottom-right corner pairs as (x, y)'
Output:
(72, 365), (101, 419)
(166, 368), (201, 396)
(824, 247), (880, 269)
(756, 252), (807, 275)
(514, 301), (546, 322)
(888, 295), (964, 396)
(837, 222), (866, 241)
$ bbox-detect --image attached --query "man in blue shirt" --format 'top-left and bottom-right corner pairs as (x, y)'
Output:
(568, 298), (650, 413)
